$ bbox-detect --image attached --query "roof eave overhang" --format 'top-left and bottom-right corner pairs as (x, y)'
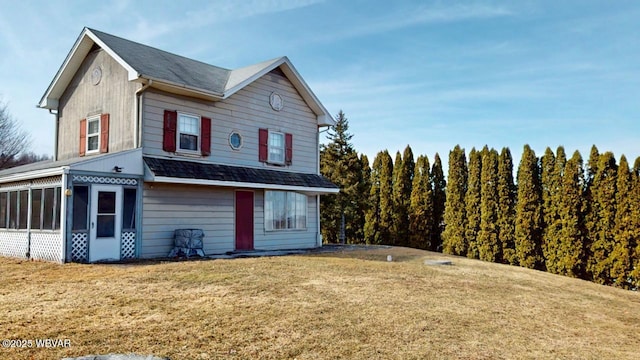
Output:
(148, 175), (339, 195)
(223, 57), (335, 127)
(0, 166), (68, 184)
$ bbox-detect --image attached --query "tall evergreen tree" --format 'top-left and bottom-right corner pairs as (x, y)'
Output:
(409, 155), (434, 249)
(392, 146), (414, 247)
(497, 147), (517, 264)
(378, 150), (395, 245)
(515, 145), (543, 269)
(478, 147), (500, 262)
(586, 152), (618, 284)
(431, 153), (446, 251)
(583, 145), (600, 278)
(354, 154), (371, 243)
(364, 152), (382, 244)
(629, 161), (640, 289)
(442, 146), (468, 256)
(609, 156), (634, 288)
(465, 148), (482, 259)
(541, 147), (566, 273)
(319, 110), (362, 243)
(557, 150), (586, 277)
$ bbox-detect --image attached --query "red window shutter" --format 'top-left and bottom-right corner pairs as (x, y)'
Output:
(285, 133), (293, 165)
(79, 119), (87, 157)
(258, 128), (268, 162)
(163, 110), (177, 152)
(100, 113), (109, 153)
(201, 117), (211, 156)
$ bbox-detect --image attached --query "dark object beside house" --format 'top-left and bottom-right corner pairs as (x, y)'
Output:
(168, 229), (205, 257)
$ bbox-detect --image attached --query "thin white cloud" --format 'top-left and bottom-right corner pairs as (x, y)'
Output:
(313, 3), (513, 42)
(122, 0), (324, 43)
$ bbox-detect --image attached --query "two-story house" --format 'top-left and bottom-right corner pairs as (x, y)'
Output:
(0, 27), (338, 263)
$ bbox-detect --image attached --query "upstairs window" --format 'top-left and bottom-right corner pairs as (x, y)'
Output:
(163, 110), (211, 156)
(268, 131), (285, 164)
(79, 114), (109, 156)
(259, 129), (293, 165)
(178, 113), (200, 152)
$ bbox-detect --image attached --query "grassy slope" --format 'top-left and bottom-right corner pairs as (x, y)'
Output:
(0, 246), (639, 359)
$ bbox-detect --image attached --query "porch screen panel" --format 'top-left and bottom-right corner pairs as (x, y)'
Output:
(122, 188), (136, 230)
(72, 186), (89, 230)
(54, 187), (61, 230)
(42, 188), (54, 230)
(9, 191), (17, 228)
(0, 192), (6, 228)
(18, 190), (28, 229)
(30, 189), (42, 230)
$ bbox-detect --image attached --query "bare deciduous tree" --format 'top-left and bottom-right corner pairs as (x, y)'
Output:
(0, 98), (32, 170)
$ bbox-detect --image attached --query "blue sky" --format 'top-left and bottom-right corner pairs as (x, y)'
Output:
(0, 0), (638, 169)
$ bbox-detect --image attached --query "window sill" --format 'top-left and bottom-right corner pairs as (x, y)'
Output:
(264, 227), (308, 232)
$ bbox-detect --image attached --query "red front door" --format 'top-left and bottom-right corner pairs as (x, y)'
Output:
(235, 191), (254, 251)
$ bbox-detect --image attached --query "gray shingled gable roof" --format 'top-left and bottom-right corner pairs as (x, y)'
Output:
(38, 27), (334, 126)
(89, 28), (231, 96)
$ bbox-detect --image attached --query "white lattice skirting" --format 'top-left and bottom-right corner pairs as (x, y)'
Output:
(71, 231), (136, 262)
(71, 232), (88, 262)
(0, 231), (29, 259)
(121, 231), (136, 259)
(30, 232), (63, 262)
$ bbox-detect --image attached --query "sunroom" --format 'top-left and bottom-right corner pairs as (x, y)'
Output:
(0, 149), (143, 263)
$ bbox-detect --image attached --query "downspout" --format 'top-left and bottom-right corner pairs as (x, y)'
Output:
(134, 80), (152, 148)
(316, 125), (330, 247)
(49, 109), (59, 161)
(60, 168), (69, 263)
(26, 181), (33, 258)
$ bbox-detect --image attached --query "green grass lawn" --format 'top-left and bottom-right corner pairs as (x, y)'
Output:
(0, 246), (639, 359)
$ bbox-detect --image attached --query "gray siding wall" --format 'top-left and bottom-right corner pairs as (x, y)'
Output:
(140, 184), (318, 258)
(142, 71), (319, 174)
(57, 49), (140, 160)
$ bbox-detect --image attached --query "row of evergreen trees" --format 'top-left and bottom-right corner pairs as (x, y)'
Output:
(320, 111), (640, 289)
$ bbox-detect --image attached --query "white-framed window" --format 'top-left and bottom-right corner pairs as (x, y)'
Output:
(178, 113), (200, 152)
(229, 131), (243, 150)
(265, 191), (307, 230)
(86, 115), (100, 153)
(268, 131), (285, 164)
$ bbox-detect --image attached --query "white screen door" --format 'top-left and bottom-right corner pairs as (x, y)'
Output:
(89, 185), (122, 262)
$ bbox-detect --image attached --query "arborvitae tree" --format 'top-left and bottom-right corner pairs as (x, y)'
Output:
(465, 148), (482, 259)
(540, 147), (556, 271)
(609, 156), (634, 288)
(478, 147), (501, 262)
(442, 146), (468, 256)
(378, 150), (395, 245)
(319, 110), (362, 243)
(392, 146), (414, 247)
(587, 152), (618, 285)
(629, 161), (640, 289)
(583, 145), (600, 277)
(515, 145), (543, 269)
(557, 150), (586, 277)
(541, 147), (566, 273)
(364, 152), (382, 244)
(354, 154), (371, 243)
(497, 147), (517, 265)
(409, 155), (434, 249)
(431, 153), (446, 251)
